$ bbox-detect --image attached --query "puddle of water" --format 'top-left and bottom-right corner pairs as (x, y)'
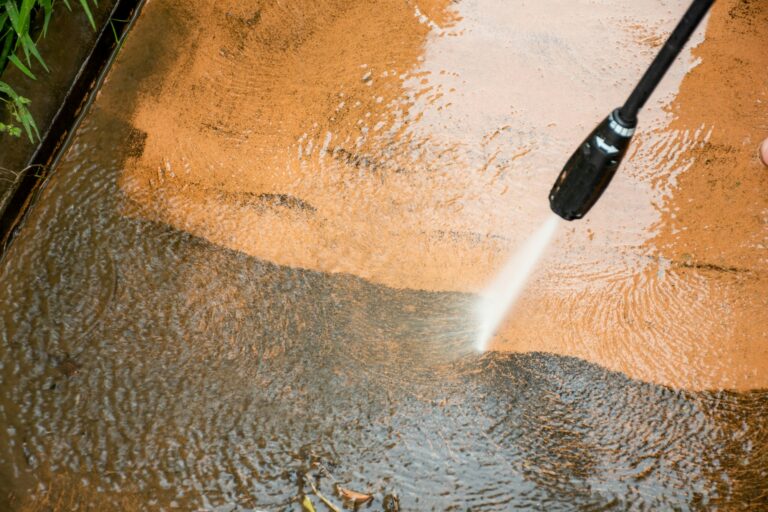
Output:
(1, 0), (767, 510)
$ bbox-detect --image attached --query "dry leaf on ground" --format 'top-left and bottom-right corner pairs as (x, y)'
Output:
(335, 485), (374, 505)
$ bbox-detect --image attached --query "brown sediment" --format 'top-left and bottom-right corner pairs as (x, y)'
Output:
(117, 0), (767, 390)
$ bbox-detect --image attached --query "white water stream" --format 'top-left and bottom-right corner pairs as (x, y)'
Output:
(475, 214), (561, 351)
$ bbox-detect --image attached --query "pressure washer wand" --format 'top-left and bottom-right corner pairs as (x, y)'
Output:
(549, 0), (715, 221)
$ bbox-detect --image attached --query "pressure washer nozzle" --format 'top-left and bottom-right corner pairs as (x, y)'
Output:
(549, 109), (636, 221)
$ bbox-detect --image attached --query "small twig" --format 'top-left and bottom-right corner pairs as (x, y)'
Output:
(308, 481), (341, 512)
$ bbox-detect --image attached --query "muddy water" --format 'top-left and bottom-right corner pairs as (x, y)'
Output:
(1, 0), (767, 510)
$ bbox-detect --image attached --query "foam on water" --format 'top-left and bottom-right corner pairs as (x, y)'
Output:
(475, 214), (561, 351)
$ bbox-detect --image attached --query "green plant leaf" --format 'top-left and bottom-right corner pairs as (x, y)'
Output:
(0, 83), (38, 142)
(0, 25), (14, 71)
(78, 0), (95, 29)
(4, 1), (22, 36)
(0, 80), (19, 99)
(0, 0), (98, 143)
(18, 110), (33, 140)
(22, 34), (48, 71)
(0, 122), (22, 137)
(39, 0), (53, 36)
(8, 54), (36, 79)
(15, 100), (39, 141)
(19, 0), (35, 35)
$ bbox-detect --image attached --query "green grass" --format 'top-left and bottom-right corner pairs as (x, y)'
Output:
(1, 0), (96, 142)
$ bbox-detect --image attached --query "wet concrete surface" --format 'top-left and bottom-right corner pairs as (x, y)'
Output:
(1, 125), (767, 508)
(116, 0), (768, 390)
(1, 0), (768, 510)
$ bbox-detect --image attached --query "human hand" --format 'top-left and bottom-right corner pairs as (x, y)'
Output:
(761, 138), (768, 167)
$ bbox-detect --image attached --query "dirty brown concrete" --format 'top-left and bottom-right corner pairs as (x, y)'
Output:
(115, 0), (767, 392)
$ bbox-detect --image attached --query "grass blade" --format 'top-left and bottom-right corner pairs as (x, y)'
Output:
(39, 0), (53, 36)
(24, 108), (39, 141)
(1, 27), (13, 68)
(19, 0), (34, 35)
(18, 107), (37, 142)
(78, 0), (95, 29)
(0, 80), (19, 99)
(4, 1), (22, 36)
(8, 54), (36, 79)
(22, 34), (48, 71)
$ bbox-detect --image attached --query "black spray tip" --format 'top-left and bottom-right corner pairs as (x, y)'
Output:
(549, 109), (637, 221)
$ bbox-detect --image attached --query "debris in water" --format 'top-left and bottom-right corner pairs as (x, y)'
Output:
(335, 484), (374, 506)
(52, 353), (81, 377)
(308, 480), (341, 512)
(383, 493), (400, 512)
(301, 495), (317, 512)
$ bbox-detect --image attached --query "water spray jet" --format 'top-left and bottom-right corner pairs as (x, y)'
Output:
(475, 215), (560, 352)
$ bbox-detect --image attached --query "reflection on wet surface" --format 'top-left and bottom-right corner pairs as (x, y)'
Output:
(1, 0), (768, 509)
